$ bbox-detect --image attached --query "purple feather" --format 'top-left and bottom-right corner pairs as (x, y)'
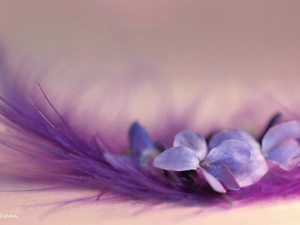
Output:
(2, 57), (300, 208)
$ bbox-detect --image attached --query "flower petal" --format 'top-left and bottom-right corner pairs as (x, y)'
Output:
(209, 129), (259, 150)
(234, 150), (268, 187)
(204, 140), (250, 173)
(199, 168), (227, 193)
(265, 140), (300, 168)
(173, 129), (208, 161)
(204, 164), (240, 190)
(153, 146), (200, 171)
(262, 121), (300, 154)
(209, 129), (268, 187)
(129, 122), (153, 155)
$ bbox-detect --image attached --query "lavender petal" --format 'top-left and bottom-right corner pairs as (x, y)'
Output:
(234, 149), (268, 187)
(199, 168), (227, 193)
(262, 121), (300, 154)
(153, 146), (200, 171)
(209, 129), (268, 187)
(204, 140), (250, 173)
(129, 122), (153, 155)
(204, 164), (240, 190)
(265, 140), (300, 167)
(173, 129), (207, 161)
(209, 129), (259, 150)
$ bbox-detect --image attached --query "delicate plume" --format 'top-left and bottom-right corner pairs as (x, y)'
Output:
(2, 59), (300, 208)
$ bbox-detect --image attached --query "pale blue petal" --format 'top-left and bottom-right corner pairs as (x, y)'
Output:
(262, 121), (300, 154)
(129, 122), (153, 155)
(209, 129), (268, 187)
(199, 168), (227, 193)
(209, 129), (259, 150)
(153, 146), (200, 171)
(204, 164), (240, 190)
(173, 129), (208, 161)
(234, 147), (268, 187)
(204, 140), (250, 173)
(265, 140), (300, 166)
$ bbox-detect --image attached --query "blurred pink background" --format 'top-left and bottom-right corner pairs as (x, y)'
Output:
(0, 1), (300, 224)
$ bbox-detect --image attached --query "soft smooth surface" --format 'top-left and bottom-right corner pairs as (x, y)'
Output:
(1, 1), (300, 224)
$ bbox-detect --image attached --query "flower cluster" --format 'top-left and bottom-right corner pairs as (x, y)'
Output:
(153, 129), (268, 193)
(114, 119), (300, 193)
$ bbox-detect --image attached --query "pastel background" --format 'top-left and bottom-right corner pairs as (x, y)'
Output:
(0, 1), (300, 224)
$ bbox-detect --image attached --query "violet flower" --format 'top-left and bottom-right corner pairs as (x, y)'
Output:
(262, 121), (300, 170)
(128, 122), (161, 168)
(209, 130), (268, 187)
(104, 122), (160, 169)
(153, 129), (268, 193)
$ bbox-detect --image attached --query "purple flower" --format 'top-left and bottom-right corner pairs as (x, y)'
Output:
(209, 129), (268, 188)
(262, 121), (300, 170)
(153, 129), (268, 193)
(104, 122), (161, 169)
(128, 122), (160, 168)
